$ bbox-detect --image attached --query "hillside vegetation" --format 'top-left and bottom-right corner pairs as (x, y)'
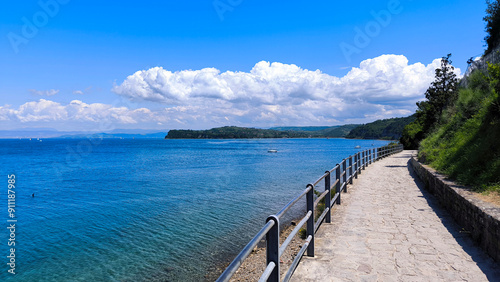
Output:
(165, 122), (409, 139)
(418, 66), (500, 193)
(346, 116), (416, 140)
(317, 124), (359, 137)
(400, 1), (500, 194)
(269, 126), (332, 132)
(165, 126), (311, 139)
(270, 125), (359, 137)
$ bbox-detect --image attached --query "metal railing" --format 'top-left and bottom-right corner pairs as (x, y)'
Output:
(217, 143), (404, 282)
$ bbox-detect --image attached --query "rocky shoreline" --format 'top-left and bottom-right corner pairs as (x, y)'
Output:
(209, 220), (306, 281)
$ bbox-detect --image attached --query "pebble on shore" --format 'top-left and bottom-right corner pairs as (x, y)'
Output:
(220, 221), (306, 282)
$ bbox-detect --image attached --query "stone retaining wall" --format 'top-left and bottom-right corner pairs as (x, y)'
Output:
(410, 158), (500, 262)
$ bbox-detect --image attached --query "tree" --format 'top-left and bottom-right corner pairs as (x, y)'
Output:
(416, 54), (458, 133)
(401, 54), (458, 149)
(484, 0), (500, 55)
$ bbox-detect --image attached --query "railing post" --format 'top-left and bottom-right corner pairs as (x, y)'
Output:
(306, 184), (314, 257)
(362, 151), (365, 170)
(357, 152), (361, 175)
(324, 171), (331, 223)
(342, 159), (347, 192)
(349, 156), (353, 185)
(266, 215), (280, 282)
(369, 149), (372, 164)
(354, 154), (358, 179)
(335, 165), (341, 205)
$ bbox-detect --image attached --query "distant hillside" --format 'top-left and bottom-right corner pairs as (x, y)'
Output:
(271, 124), (359, 137)
(316, 124), (359, 137)
(165, 126), (311, 139)
(166, 120), (410, 140)
(346, 115), (416, 140)
(270, 126), (332, 132)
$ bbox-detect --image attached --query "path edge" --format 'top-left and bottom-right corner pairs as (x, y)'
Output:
(410, 157), (500, 263)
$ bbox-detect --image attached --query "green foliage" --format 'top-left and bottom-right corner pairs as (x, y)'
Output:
(312, 189), (326, 221)
(484, 0), (500, 55)
(298, 228), (307, 239)
(273, 124), (360, 138)
(315, 202), (325, 221)
(401, 54), (459, 149)
(400, 119), (424, 150)
(269, 126), (332, 132)
(166, 124), (362, 139)
(419, 64), (500, 192)
(346, 115), (416, 140)
(165, 126), (311, 139)
(418, 54), (459, 131)
(316, 124), (360, 138)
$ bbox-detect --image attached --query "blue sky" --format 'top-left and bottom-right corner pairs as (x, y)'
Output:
(0, 0), (488, 131)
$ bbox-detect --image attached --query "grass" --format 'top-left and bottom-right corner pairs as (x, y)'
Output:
(419, 68), (500, 194)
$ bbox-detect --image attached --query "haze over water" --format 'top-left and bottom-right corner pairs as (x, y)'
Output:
(0, 138), (389, 281)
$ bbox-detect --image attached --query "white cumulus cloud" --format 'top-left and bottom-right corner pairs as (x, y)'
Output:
(1, 55), (462, 130)
(0, 99), (169, 131)
(111, 55), (461, 127)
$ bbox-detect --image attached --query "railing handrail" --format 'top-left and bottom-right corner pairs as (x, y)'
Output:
(216, 143), (404, 282)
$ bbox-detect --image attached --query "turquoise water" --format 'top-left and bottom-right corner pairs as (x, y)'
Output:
(0, 138), (389, 281)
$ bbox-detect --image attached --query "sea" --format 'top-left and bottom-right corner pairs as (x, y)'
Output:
(0, 138), (390, 281)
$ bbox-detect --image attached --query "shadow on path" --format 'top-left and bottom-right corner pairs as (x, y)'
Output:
(405, 159), (500, 280)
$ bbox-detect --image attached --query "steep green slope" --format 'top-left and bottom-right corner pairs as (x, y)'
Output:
(419, 67), (500, 192)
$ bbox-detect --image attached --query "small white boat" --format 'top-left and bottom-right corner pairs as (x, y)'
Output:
(268, 149), (278, 153)
(355, 145), (361, 149)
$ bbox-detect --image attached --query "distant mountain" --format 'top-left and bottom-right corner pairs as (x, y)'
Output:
(165, 124), (363, 139)
(165, 126), (311, 139)
(315, 124), (359, 138)
(0, 129), (70, 138)
(345, 115), (416, 140)
(271, 124), (359, 138)
(269, 126), (333, 132)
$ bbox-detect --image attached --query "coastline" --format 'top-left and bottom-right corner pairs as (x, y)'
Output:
(208, 219), (306, 281)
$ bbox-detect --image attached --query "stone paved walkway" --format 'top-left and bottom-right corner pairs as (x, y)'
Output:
(291, 151), (500, 282)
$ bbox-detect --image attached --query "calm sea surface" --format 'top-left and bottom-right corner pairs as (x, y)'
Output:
(0, 138), (390, 281)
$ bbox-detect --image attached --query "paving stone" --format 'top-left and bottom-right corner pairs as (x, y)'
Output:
(290, 151), (500, 282)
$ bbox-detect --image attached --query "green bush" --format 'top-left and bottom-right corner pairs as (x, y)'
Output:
(298, 228), (307, 239)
